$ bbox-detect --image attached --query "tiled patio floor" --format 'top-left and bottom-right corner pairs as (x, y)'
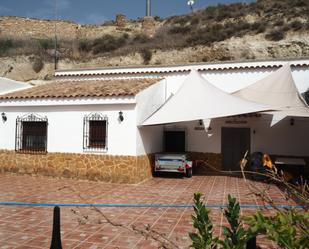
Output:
(0, 173), (296, 249)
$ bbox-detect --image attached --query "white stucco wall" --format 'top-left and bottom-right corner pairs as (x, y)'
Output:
(135, 79), (166, 155)
(0, 103), (138, 156)
(157, 115), (309, 157)
(136, 126), (163, 156)
(2, 60), (308, 158)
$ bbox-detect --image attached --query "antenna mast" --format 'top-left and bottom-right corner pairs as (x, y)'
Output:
(146, 0), (151, 16)
(54, 0), (58, 70)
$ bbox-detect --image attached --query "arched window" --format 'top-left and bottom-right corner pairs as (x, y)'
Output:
(83, 113), (108, 151)
(16, 113), (48, 153)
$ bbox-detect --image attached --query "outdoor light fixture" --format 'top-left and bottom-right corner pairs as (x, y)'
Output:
(198, 119), (203, 126)
(118, 111), (124, 122)
(290, 118), (294, 126)
(1, 112), (7, 122)
(187, 0), (194, 12)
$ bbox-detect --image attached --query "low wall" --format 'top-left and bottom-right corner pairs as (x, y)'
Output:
(0, 150), (223, 182)
(0, 150), (153, 184)
(188, 152), (223, 172)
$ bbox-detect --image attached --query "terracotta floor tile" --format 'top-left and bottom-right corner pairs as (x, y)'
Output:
(0, 173), (298, 248)
(22, 235), (50, 247)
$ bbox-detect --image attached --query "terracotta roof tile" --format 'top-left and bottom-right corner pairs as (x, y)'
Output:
(0, 78), (160, 100)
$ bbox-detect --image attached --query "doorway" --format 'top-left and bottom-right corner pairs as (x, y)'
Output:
(221, 127), (250, 171)
(164, 130), (186, 153)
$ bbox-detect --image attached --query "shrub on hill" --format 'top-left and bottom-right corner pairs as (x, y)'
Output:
(132, 34), (150, 44)
(290, 20), (304, 31)
(79, 39), (92, 53)
(265, 29), (285, 41)
(168, 25), (191, 34)
(78, 34), (128, 55)
(251, 21), (267, 33)
(32, 57), (44, 73)
(140, 48), (152, 65)
(38, 39), (54, 51)
(0, 39), (14, 55)
(92, 34), (127, 54)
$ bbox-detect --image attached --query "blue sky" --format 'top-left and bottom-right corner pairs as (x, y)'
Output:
(0, 0), (254, 24)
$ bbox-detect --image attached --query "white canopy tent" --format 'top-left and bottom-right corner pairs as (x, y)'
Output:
(232, 64), (309, 119)
(0, 77), (31, 94)
(142, 70), (270, 126)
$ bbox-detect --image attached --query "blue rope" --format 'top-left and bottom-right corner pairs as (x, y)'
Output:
(0, 201), (304, 209)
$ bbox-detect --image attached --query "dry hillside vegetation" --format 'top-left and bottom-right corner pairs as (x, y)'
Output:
(0, 0), (309, 81)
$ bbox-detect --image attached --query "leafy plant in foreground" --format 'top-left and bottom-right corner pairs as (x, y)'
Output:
(189, 192), (218, 249)
(219, 195), (251, 249)
(190, 191), (309, 249)
(246, 210), (309, 249)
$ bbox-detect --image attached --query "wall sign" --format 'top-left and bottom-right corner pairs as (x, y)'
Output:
(225, 120), (247, 124)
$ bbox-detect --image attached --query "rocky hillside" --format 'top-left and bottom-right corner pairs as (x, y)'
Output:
(0, 0), (309, 82)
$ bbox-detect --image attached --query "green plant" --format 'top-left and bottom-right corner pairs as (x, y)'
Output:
(246, 210), (309, 249)
(190, 188), (309, 249)
(290, 20), (303, 31)
(170, 15), (191, 26)
(92, 34), (127, 54)
(219, 195), (251, 249)
(79, 39), (92, 53)
(265, 29), (285, 41)
(32, 57), (44, 73)
(189, 193), (218, 249)
(154, 15), (162, 22)
(190, 17), (200, 26)
(133, 34), (150, 44)
(204, 5), (217, 19)
(140, 49), (152, 65)
(251, 22), (267, 33)
(189, 193), (252, 249)
(274, 20), (284, 27)
(282, 24), (291, 32)
(38, 39), (54, 51)
(169, 25), (191, 34)
(0, 39), (14, 55)
(122, 33), (129, 40)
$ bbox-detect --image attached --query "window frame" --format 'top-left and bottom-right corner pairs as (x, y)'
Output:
(83, 113), (108, 152)
(15, 113), (48, 154)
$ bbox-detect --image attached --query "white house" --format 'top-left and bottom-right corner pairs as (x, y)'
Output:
(0, 59), (308, 183)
